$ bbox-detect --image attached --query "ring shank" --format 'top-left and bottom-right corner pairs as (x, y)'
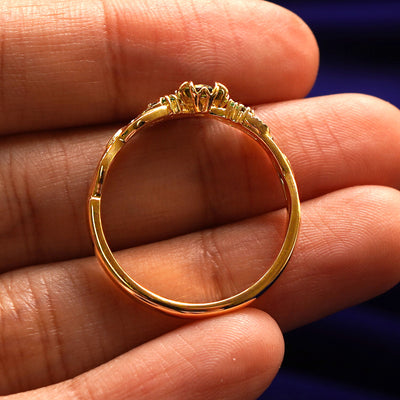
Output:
(88, 82), (300, 317)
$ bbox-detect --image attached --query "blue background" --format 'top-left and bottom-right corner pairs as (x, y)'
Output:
(259, 1), (400, 399)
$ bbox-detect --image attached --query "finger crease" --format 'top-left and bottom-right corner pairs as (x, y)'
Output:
(25, 272), (56, 385)
(0, 278), (24, 392)
(100, 0), (126, 120)
(199, 229), (239, 301)
(6, 148), (36, 263)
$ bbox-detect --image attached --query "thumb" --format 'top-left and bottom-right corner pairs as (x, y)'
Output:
(6, 309), (284, 400)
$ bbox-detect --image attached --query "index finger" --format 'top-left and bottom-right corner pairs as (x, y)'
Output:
(0, 0), (318, 134)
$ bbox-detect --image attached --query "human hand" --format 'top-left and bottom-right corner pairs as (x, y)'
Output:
(1, 0), (399, 399)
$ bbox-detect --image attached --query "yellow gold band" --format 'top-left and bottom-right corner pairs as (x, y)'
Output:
(88, 81), (300, 317)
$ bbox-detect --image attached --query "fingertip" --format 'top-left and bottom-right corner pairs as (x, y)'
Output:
(248, 1), (319, 101)
(197, 308), (285, 399)
(281, 8), (320, 99)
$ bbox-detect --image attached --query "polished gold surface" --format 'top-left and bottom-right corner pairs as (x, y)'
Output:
(88, 81), (301, 317)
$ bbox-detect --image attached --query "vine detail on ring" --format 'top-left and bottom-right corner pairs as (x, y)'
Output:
(148, 81), (269, 132)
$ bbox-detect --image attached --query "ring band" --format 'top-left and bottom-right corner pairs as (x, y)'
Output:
(88, 81), (300, 317)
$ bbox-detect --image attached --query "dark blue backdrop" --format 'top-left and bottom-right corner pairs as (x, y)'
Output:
(260, 1), (400, 399)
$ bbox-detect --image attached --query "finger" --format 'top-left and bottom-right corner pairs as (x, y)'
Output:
(2, 309), (284, 399)
(0, 94), (399, 271)
(0, 0), (318, 134)
(1, 185), (399, 392)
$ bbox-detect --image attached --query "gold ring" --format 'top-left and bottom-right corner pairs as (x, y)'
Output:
(88, 81), (300, 317)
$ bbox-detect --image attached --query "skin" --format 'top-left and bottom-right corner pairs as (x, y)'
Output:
(0, 0), (399, 399)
